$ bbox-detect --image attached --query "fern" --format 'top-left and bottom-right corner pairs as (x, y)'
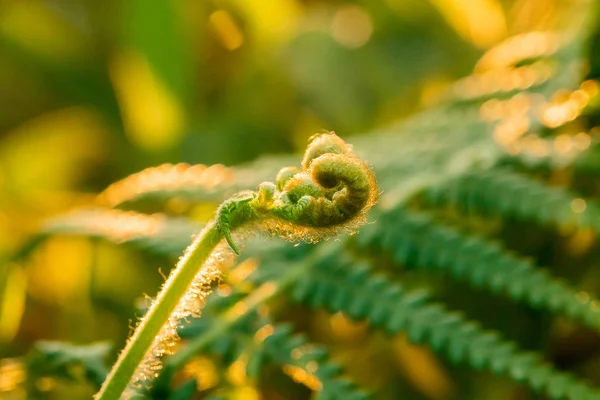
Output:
(145, 260), (368, 400)
(6, 1), (600, 399)
(26, 341), (113, 389)
(355, 207), (600, 329)
(93, 133), (378, 399)
(426, 169), (600, 230)
(285, 247), (600, 400)
(32, 208), (200, 258)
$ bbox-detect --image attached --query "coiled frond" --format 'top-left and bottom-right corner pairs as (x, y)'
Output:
(215, 132), (378, 254)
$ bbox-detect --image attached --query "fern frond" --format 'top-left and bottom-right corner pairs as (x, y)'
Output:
(97, 163), (235, 207)
(291, 249), (600, 400)
(97, 156), (295, 208)
(260, 323), (369, 400)
(427, 169), (599, 230)
(26, 341), (113, 389)
(355, 208), (600, 330)
(18, 208), (200, 259)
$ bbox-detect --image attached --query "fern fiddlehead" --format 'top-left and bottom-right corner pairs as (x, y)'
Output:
(95, 132), (377, 400)
(216, 132), (377, 254)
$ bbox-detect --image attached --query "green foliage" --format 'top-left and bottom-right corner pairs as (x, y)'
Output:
(286, 249), (600, 400)
(26, 341), (112, 389)
(426, 169), (600, 230)
(34, 209), (199, 258)
(356, 207), (600, 329)
(3, 1), (600, 399)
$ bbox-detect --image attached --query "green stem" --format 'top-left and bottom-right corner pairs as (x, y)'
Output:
(95, 223), (223, 400)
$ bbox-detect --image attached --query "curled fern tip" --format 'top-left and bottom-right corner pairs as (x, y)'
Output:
(217, 131), (378, 252)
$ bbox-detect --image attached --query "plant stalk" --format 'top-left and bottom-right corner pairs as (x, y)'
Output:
(95, 222), (223, 400)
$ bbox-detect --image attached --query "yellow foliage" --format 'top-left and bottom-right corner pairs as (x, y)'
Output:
(393, 335), (455, 400)
(0, 0), (89, 62)
(110, 51), (186, 151)
(429, 0), (507, 48)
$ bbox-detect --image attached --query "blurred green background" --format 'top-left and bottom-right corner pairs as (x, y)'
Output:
(0, 0), (595, 399)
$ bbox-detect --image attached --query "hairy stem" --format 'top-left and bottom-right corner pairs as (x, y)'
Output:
(96, 223), (225, 399)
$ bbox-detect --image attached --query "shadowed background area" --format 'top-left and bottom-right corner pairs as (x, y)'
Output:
(1, 0), (600, 399)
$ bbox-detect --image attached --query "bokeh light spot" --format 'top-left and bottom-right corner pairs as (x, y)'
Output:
(209, 10), (244, 50)
(331, 5), (373, 49)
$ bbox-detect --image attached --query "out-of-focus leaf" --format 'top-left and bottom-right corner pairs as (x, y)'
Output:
(0, 264), (26, 343)
(26, 341), (112, 388)
(0, 0), (90, 62)
(429, 0), (507, 48)
(229, 0), (301, 48)
(111, 0), (192, 151)
(0, 107), (108, 198)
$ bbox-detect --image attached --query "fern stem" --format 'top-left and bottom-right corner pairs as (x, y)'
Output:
(95, 223), (224, 400)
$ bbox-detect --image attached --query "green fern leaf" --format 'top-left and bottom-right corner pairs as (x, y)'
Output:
(15, 208), (201, 260)
(356, 208), (600, 330)
(427, 169), (600, 230)
(290, 248), (600, 400)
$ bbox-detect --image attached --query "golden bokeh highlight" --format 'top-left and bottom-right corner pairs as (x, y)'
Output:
(455, 61), (552, 100)
(553, 134), (573, 153)
(430, 0), (506, 48)
(476, 31), (558, 71)
(571, 198), (587, 214)
(253, 323), (275, 343)
(224, 282), (277, 323)
(331, 5), (373, 49)
(329, 311), (368, 341)
(393, 336), (455, 400)
(110, 51), (186, 151)
(0, 359), (25, 395)
(464, 27), (600, 161)
(182, 356), (220, 391)
(572, 132), (592, 151)
(0, 107), (107, 198)
(282, 364), (322, 391)
(26, 237), (93, 309)
(209, 10), (244, 50)
(470, 31), (599, 160)
(540, 88), (593, 129)
(230, 0), (300, 47)
(228, 258), (259, 286)
(230, 386), (260, 400)
(566, 228), (595, 257)
(226, 353), (249, 386)
(0, 266), (26, 342)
